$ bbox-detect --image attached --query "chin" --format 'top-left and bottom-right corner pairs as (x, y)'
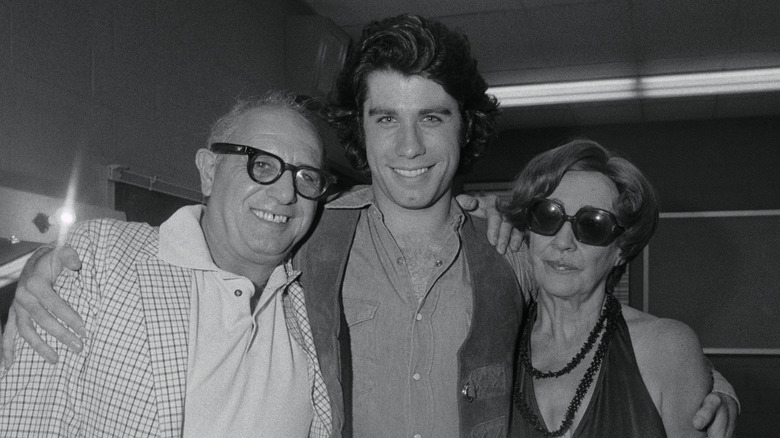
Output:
(537, 280), (581, 298)
(400, 188), (448, 209)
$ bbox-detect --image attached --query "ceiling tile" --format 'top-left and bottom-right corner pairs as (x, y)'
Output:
(634, 0), (740, 61)
(446, 11), (547, 72)
(733, 0), (780, 51)
(641, 56), (727, 75)
(486, 62), (640, 85)
(520, 0), (604, 9)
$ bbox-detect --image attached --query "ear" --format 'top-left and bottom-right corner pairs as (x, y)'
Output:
(195, 148), (217, 197)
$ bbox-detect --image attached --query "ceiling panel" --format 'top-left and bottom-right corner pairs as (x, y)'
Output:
(519, 0), (604, 9)
(641, 56), (728, 75)
(735, 0), (780, 50)
(634, 0), (739, 60)
(443, 12), (541, 71)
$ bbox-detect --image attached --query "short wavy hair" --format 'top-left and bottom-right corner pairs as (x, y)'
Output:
(208, 90), (320, 153)
(328, 14), (500, 177)
(500, 139), (659, 293)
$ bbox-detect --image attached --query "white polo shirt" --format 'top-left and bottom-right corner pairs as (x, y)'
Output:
(158, 205), (313, 437)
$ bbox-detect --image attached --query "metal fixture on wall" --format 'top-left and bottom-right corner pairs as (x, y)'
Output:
(108, 165), (203, 203)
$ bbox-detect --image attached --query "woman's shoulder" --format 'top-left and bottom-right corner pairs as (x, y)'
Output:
(622, 304), (710, 405)
(620, 303), (711, 436)
(621, 304), (703, 357)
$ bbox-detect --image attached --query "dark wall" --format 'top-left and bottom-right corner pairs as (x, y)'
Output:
(466, 117), (780, 211)
(0, 0), (316, 209)
(469, 116), (780, 437)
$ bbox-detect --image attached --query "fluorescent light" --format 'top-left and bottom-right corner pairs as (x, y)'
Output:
(489, 67), (780, 107)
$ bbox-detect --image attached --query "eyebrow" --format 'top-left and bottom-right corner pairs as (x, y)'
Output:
(366, 107), (454, 117)
(420, 107), (453, 116)
(367, 107), (396, 117)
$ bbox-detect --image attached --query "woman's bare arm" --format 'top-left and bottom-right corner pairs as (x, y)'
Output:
(626, 306), (710, 437)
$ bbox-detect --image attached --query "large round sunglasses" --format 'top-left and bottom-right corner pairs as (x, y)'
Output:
(210, 142), (337, 200)
(526, 197), (625, 246)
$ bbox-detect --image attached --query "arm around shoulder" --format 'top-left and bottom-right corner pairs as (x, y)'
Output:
(3, 220), (106, 366)
(0, 222), (103, 432)
(646, 318), (711, 438)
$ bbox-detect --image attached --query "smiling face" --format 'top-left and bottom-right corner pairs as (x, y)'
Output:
(362, 70), (462, 215)
(528, 171), (623, 300)
(197, 106), (323, 274)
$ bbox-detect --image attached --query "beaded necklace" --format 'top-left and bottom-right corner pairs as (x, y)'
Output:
(521, 294), (611, 379)
(514, 294), (621, 437)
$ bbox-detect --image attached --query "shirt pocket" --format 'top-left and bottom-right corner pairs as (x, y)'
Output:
(342, 297), (379, 397)
(468, 364), (509, 401)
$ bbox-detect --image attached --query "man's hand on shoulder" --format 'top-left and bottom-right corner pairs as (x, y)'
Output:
(3, 245), (86, 367)
(694, 392), (738, 438)
(455, 193), (522, 254)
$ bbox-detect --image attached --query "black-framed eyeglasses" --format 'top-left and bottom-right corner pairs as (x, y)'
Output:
(526, 197), (625, 246)
(210, 142), (336, 200)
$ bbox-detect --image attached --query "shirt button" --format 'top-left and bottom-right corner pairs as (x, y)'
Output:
(234, 289), (242, 297)
(412, 373), (421, 381)
(416, 313), (423, 321)
(435, 259), (443, 267)
(397, 257), (405, 265)
(413, 435), (422, 438)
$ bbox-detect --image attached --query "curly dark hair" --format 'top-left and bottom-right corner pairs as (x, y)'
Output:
(500, 139), (659, 294)
(327, 14), (500, 177)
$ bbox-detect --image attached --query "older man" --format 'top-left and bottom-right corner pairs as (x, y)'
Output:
(0, 92), (338, 437)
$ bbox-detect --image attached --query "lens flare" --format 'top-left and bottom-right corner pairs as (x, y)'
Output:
(59, 210), (76, 225)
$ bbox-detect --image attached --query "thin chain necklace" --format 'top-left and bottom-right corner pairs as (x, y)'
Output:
(514, 294), (620, 437)
(521, 295), (611, 379)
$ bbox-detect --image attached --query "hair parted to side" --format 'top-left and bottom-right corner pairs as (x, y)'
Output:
(208, 90), (320, 149)
(500, 138), (660, 293)
(327, 13), (500, 177)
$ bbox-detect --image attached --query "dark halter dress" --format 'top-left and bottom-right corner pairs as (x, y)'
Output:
(510, 303), (668, 437)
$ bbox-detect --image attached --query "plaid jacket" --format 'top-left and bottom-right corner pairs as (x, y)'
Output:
(0, 218), (332, 437)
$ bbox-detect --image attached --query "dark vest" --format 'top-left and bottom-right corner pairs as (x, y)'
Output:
(295, 208), (524, 437)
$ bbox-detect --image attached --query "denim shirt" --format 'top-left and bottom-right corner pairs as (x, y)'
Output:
(331, 189), (471, 437)
(295, 187), (524, 438)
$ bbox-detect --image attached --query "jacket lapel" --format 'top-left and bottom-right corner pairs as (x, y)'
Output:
(137, 259), (191, 438)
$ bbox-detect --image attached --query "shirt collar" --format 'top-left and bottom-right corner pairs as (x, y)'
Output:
(325, 185), (374, 209)
(265, 260), (302, 297)
(159, 204), (217, 271)
(326, 185), (466, 232)
(158, 205), (302, 282)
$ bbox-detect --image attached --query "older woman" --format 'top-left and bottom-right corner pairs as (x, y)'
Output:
(503, 139), (710, 437)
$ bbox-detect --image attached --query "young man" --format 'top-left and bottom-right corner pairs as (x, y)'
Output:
(0, 92), (339, 436)
(295, 14), (520, 437)
(4, 14), (737, 438)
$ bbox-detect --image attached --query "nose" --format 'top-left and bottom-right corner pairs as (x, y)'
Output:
(267, 170), (297, 204)
(395, 124), (425, 158)
(550, 220), (577, 251)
